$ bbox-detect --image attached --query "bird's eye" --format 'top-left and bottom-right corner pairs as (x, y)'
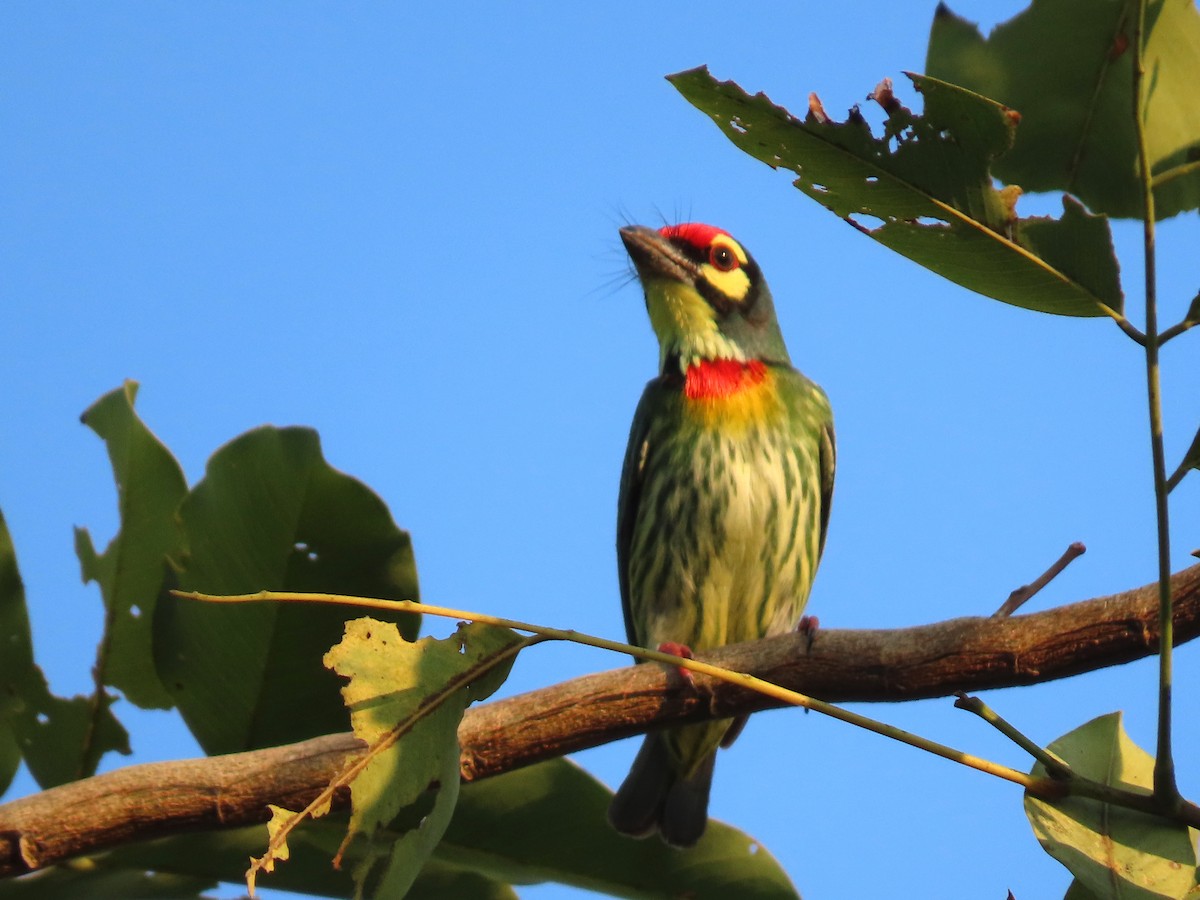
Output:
(709, 244), (739, 272)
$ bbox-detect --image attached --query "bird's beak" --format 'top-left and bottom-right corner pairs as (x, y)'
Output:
(620, 226), (699, 287)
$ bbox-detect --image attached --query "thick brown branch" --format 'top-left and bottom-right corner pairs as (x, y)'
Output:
(3, 564), (1199, 877)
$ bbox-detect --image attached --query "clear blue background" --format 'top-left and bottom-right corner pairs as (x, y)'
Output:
(3, 3), (1199, 898)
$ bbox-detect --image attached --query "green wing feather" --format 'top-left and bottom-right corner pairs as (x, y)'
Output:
(616, 377), (669, 648)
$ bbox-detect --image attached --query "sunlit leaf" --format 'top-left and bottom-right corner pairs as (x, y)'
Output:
(154, 426), (420, 754)
(1024, 712), (1198, 899)
(251, 619), (526, 897)
(669, 65), (1123, 318)
(927, 0), (1200, 220)
(331, 620), (523, 897)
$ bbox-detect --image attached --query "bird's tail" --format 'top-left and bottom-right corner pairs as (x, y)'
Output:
(607, 732), (716, 848)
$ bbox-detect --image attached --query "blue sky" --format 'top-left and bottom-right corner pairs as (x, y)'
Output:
(3, 2), (1199, 898)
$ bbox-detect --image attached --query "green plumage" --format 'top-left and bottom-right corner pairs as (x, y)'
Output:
(609, 224), (835, 848)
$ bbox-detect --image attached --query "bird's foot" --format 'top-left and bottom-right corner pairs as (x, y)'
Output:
(657, 641), (696, 684)
(797, 615), (819, 653)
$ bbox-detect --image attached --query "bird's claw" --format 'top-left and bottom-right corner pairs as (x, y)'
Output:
(797, 615), (819, 653)
(657, 641), (696, 684)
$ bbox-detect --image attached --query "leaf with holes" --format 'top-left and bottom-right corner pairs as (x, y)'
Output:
(154, 426), (420, 755)
(669, 66), (1123, 318)
(76, 381), (187, 710)
(1024, 712), (1198, 899)
(249, 618), (527, 897)
(927, 0), (1200, 220)
(0, 507), (129, 791)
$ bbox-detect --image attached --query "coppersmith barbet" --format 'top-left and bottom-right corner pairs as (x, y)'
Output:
(608, 223), (835, 847)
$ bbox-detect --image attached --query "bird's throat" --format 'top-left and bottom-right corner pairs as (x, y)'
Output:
(684, 359), (768, 400)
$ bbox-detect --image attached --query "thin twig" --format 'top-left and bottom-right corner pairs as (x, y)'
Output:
(173, 590), (1042, 793)
(993, 542), (1087, 618)
(1166, 461), (1190, 494)
(1110, 311), (1147, 345)
(1158, 316), (1197, 346)
(956, 689), (1200, 835)
(1131, 0), (1179, 805)
(954, 692), (1071, 779)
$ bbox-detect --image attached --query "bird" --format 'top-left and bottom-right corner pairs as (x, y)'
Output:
(608, 222), (835, 848)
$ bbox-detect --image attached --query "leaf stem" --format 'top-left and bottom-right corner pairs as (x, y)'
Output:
(1158, 290), (1199, 346)
(1109, 309), (1147, 345)
(1132, 0), (1179, 805)
(954, 692), (1071, 779)
(1158, 319), (1196, 345)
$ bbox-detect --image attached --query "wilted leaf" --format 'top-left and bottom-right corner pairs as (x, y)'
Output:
(438, 758), (800, 899)
(77, 381), (187, 709)
(0, 507), (129, 792)
(1024, 712), (1199, 899)
(669, 65), (1123, 318)
(927, 0), (1200, 220)
(251, 618), (526, 897)
(154, 426), (420, 755)
(332, 619), (524, 897)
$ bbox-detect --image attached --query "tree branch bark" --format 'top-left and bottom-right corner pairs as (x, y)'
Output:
(3, 564), (1199, 877)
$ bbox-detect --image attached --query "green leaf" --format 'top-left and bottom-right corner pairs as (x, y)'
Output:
(0, 860), (215, 899)
(927, 0), (1200, 220)
(1065, 879), (1103, 900)
(101, 823), (359, 898)
(88, 821), (517, 899)
(0, 507), (129, 792)
(669, 65), (1123, 318)
(438, 758), (800, 899)
(245, 621), (524, 895)
(406, 859), (519, 900)
(154, 426), (420, 755)
(77, 381), (187, 709)
(319, 619), (525, 898)
(1024, 712), (1199, 899)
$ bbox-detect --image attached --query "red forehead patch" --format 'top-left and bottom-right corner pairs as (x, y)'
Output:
(659, 222), (728, 249)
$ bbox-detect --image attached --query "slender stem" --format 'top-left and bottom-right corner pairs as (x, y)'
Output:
(1110, 309), (1147, 345)
(954, 692), (1072, 779)
(1131, 0), (1178, 804)
(1159, 318), (1196, 346)
(177, 588), (1200, 827)
(1160, 289), (1200, 346)
(1166, 462), (1188, 494)
(955, 691), (1200, 823)
(174, 589), (1041, 791)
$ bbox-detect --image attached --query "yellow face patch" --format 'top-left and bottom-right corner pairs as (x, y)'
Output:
(644, 279), (742, 370)
(699, 235), (751, 304)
